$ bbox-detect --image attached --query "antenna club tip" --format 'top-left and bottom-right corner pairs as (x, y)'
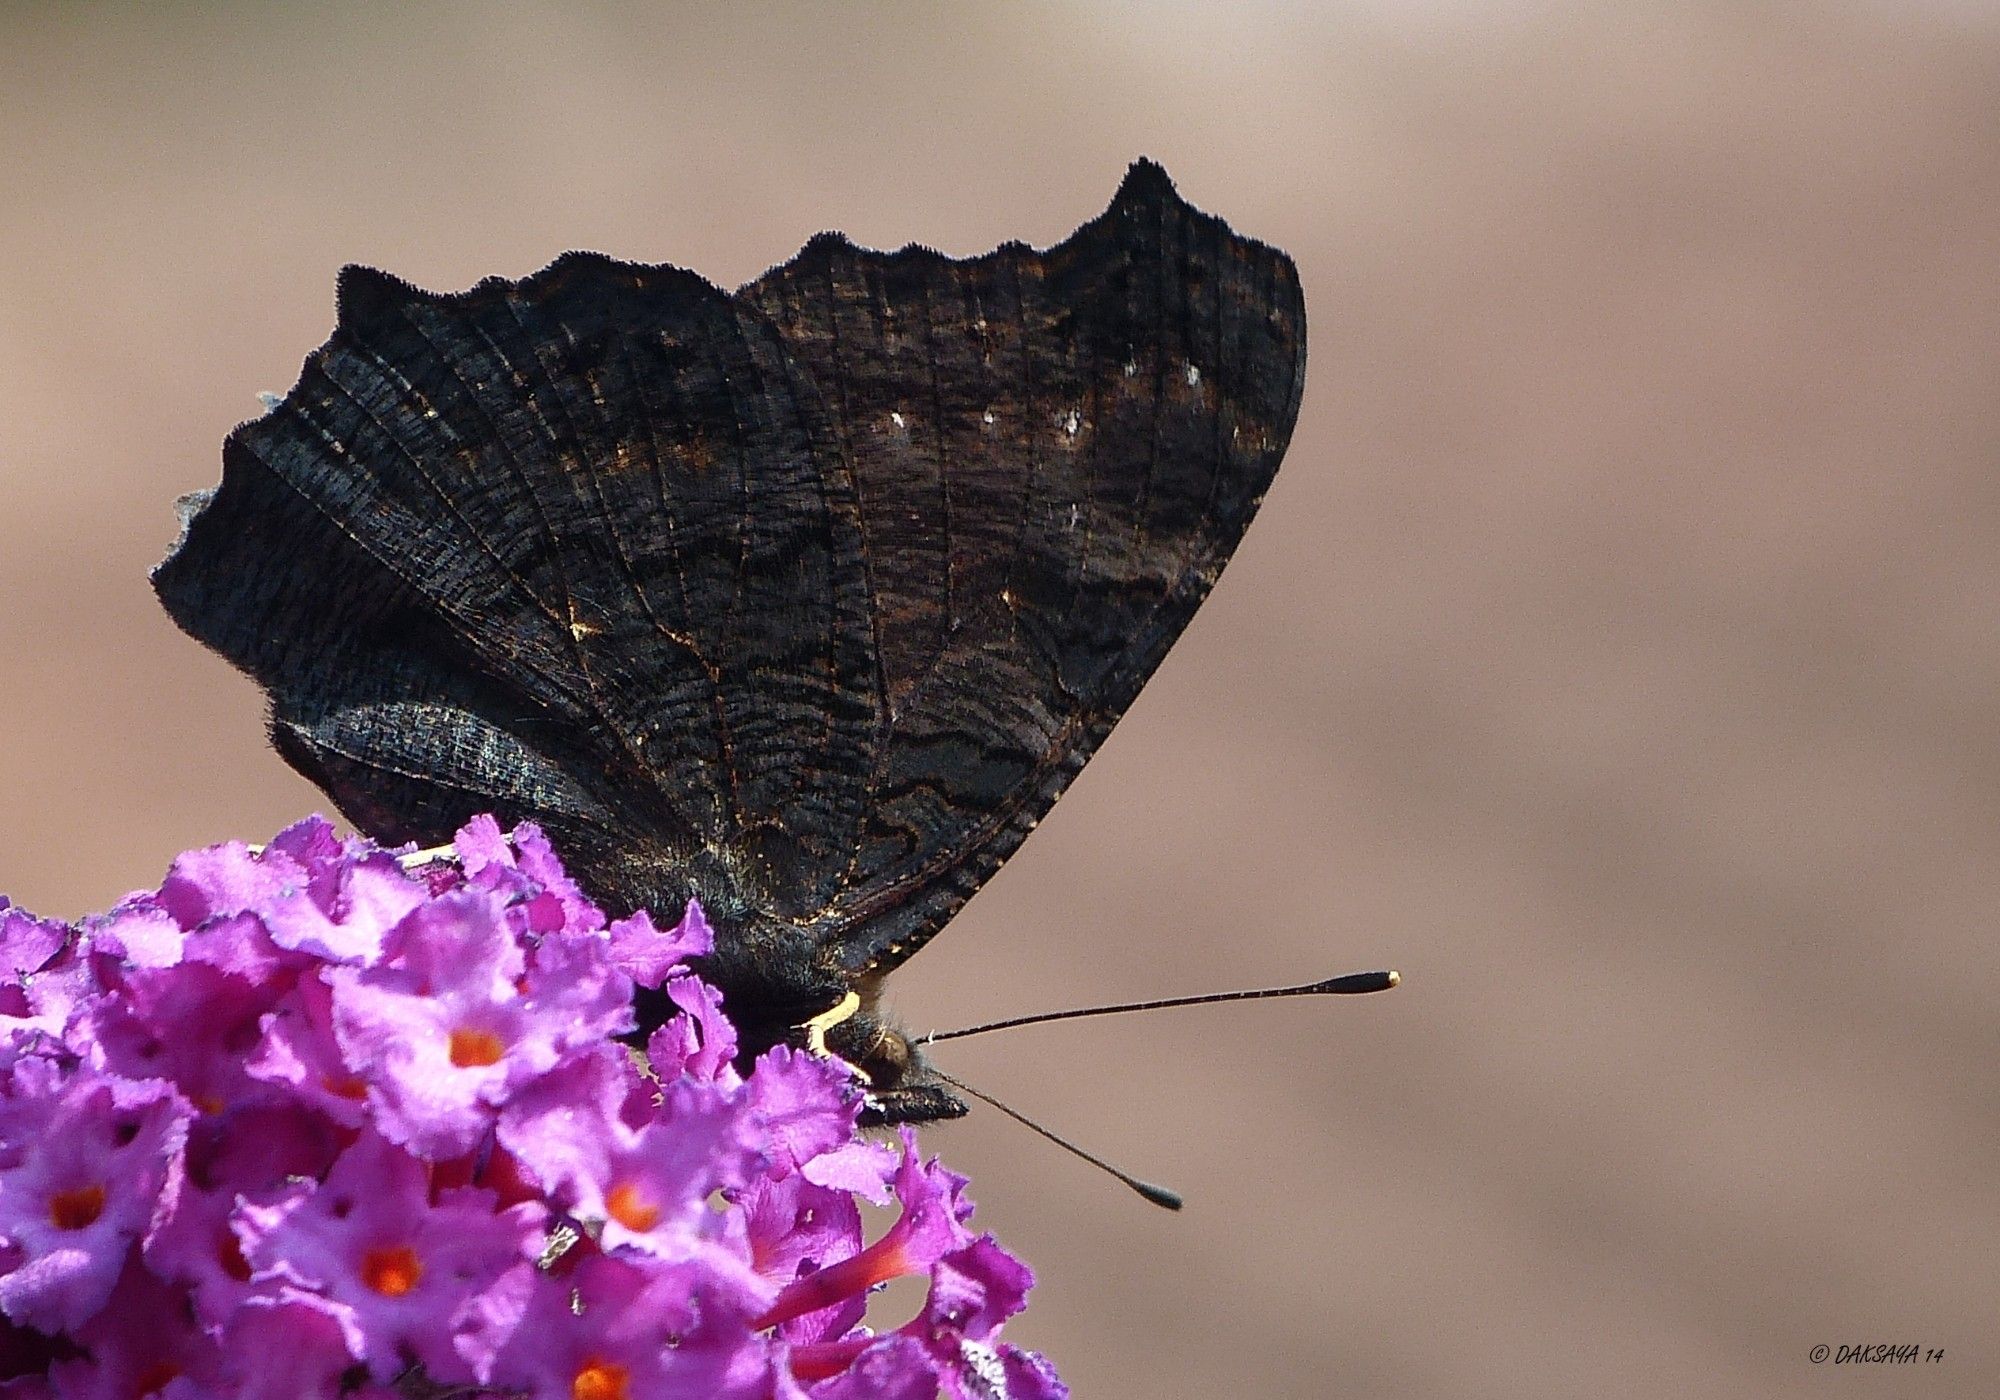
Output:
(1386, 969), (1402, 988)
(1136, 1182), (1185, 1211)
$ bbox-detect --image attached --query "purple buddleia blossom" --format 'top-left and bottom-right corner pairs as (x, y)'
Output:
(500, 1051), (758, 1264)
(47, 1259), (221, 1398)
(206, 1293), (359, 1400)
(233, 1129), (544, 1384)
(0, 908), (66, 981)
(0, 1066), (188, 1333)
(740, 1173), (871, 1347)
(0, 816), (1064, 1399)
(479, 1252), (769, 1399)
(644, 971), (738, 1084)
(78, 902), (182, 970)
(74, 959), (281, 1116)
(327, 884), (629, 1159)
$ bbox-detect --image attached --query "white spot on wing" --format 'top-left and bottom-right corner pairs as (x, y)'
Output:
(1062, 409), (1080, 436)
(982, 409), (995, 426)
(890, 411), (905, 429)
(1185, 363), (1201, 386)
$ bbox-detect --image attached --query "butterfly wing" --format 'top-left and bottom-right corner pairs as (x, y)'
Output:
(741, 159), (1305, 976)
(154, 255), (887, 927)
(154, 161), (1304, 989)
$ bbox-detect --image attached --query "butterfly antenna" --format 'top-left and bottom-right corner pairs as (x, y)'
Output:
(927, 1065), (1185, 1211)
(921, 969), (1401, 1043)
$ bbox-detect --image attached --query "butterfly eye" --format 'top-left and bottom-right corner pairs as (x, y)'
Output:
(868, 1030), (912, 1083)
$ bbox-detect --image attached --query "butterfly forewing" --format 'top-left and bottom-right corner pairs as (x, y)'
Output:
(739, 160), (1305, 974)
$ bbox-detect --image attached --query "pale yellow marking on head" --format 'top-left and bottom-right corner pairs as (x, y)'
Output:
(800, 991), (862, 1058)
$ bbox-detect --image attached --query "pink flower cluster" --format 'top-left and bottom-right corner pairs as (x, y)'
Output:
(0, 816), (1062, 1399)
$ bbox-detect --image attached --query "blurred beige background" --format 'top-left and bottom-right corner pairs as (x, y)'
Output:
(3, 4), (1996, 1397)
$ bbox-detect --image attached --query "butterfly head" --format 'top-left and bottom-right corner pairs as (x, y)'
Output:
(817, 999), (968, 1127)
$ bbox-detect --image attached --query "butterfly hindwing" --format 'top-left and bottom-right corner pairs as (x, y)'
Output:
(156, 257), (887, 925)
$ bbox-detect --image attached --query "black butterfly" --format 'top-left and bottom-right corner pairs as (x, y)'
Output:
(153, 160), (1305, 1125)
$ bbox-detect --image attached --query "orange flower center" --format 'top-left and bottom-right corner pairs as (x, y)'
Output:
(605, 1180), (662, 1232)
(449, 1026), (505, 1067)
(48, 1184), (106, 1231)
(361, 1244), (423, 1296)
(572, 1358), (630, 1400)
